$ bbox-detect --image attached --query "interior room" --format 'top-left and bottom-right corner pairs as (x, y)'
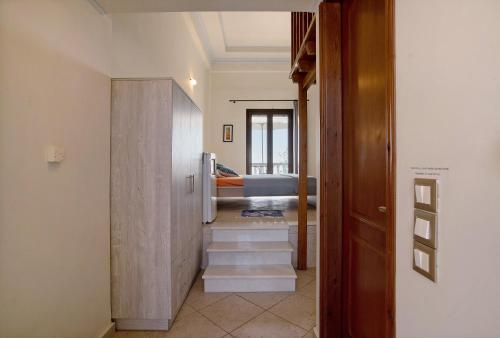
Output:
(1, 1), (500, 338)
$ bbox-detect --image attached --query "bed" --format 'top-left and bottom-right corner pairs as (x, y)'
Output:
(217, 174), (317, 198)
(202, 153), (317, 223)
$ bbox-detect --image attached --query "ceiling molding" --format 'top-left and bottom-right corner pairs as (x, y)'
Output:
(95, 0), (314, 13)
(182, 14), (211, 67)
(212, 58), (290, 65)
(225, 46), (290, 53)
(190, 13), (214, 60)
(211, 61), (291, 73)
(190, 12), (290, 65)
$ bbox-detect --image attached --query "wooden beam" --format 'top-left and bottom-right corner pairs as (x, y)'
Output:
(298, 59), (314, 72)
(319, 3), (343, 337)
(305, 41), (316, 56)
(303, 67), (317, 90)
(297, 76), (308, 271)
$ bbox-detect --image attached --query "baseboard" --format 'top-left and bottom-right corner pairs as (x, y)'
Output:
(98, 322), (115, 338)
(115, 319), (170, 331)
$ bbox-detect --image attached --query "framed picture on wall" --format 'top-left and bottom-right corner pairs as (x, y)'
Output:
(223, 124), (233, 142)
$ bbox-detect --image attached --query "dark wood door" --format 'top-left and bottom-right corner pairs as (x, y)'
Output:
(341, 0), (395, 337)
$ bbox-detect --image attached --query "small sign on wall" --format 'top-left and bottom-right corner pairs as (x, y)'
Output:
(223, 124), (233, 142)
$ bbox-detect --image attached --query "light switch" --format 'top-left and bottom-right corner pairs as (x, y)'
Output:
(414, 248), (430, 271)
(413, 241), (437, 282)
(414, 209), (437, 248)
(414, 178), (438, 212)
(415, 218), (430, 239)
(46, 145), (65, 163)
(415, 185), (431, 204)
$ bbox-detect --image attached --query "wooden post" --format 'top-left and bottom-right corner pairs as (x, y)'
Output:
(319, 3), (343, 337)
(297, 76), (308, 271)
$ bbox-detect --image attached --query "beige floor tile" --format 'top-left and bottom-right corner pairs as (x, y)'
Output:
(231, 312), (307, 338)
(167, 311), (227, 338)
(112, 331), (129, 338)
(269, 294), (316, 331)
(304, 267), (316, 278)
(173, 303), (196, 323)
(302, 330), (315, 338)
(185, 284), (231, 310)
(237, 292), (292, 310)
(295, 270), (314, 290)
(297, 280), (316, 300)
(114, 331), (162, 338)
(199, 294), (264, 332)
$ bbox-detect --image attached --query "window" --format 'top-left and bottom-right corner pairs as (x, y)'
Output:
(246, 109), (293, 175)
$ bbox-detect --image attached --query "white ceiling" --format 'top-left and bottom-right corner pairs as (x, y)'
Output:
(93, 0), (317, 13)
(191, 12), (291, 64)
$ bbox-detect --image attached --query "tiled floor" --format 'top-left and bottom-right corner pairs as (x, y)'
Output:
(113, 197), (317, 338)
(112, 268), (316, 338)
(215, 197), (316, 225)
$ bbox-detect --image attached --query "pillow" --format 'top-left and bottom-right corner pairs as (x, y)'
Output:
(216, 163), (239, 177)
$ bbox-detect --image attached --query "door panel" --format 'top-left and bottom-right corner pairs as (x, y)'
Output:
(342, 0), (394, 337)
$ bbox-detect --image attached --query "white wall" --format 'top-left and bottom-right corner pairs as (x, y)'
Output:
(0, 1), (112, 337)
(396, 1), (500, 337)
(207, 69), (319, 176)
(111, 13), (211, 114)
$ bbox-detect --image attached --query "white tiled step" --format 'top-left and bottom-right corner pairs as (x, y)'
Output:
(207, 242), (293, 265)
(210, 220), (289, 230)
(212, 228), (288, 242)
(203, 265), (297, 292)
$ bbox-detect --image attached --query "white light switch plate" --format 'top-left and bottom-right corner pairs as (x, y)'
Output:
(413, 241), (437, 282)
(46, 145), (65, 163)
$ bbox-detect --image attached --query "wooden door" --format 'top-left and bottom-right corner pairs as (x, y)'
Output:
(341, 0), (395, 337)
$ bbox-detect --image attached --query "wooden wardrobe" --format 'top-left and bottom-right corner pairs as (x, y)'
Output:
(110, 78), (203, 330)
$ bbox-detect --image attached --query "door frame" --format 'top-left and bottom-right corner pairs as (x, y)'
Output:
(318, 1), (395, 337)
(246, 109), (294, 175)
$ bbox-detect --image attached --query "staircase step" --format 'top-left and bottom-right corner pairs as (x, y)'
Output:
(207, 241), (293, 252)
(212, 228), (288, 242)
(210, 220), (289, 230)
(203, 265), (296, 292)
(208, 242), (293, 265)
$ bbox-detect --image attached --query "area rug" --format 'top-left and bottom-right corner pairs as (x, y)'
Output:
(241, 209), (284, 217)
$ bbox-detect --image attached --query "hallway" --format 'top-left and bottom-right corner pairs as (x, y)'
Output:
(112, 267), (316, 338)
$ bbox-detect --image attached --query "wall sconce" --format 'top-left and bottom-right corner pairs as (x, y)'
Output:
(189, 77), (197, 86)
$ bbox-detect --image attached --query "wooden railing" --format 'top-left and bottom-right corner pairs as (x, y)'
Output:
(291, 12), (315, 69)
(251, 163), (289, 175)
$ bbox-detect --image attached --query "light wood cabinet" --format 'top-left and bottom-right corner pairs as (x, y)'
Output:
(110, 79), (203, 330)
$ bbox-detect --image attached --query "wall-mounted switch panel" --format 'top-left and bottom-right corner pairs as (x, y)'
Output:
(414, 178), (438, 212)
(414, 209), (437, 248)
(46, 145), (65, 163)
(413, 241), (437, 282)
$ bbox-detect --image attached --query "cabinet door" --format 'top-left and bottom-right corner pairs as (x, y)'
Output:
(170, 84), (193, 316)
(189, 103), (203, 274)
(111, 79), (172, 321)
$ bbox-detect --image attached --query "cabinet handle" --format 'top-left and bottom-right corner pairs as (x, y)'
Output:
(378, 206), (387, 213)
(186, 174), (194, 193)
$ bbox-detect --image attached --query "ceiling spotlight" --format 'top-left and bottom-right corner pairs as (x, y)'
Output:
(189, 77), (197, 86)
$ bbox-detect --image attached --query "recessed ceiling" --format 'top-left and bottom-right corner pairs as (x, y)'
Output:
(93, 0), (316, 13)
(191, 12), (291, 64)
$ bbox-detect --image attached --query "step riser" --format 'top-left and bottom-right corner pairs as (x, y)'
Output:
(213, 229), (288, 242)
(204, 278), (295, 292)
(208, 252), (292, 265)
